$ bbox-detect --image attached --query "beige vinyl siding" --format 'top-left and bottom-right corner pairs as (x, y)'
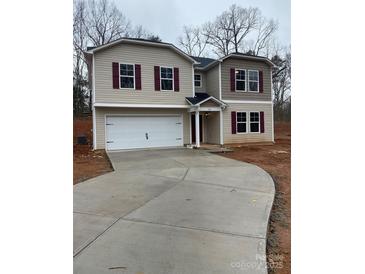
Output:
(94, 107), (191, 149)
(221, 58), (272, 101)
(94, 43), (193, 105)
(194, 71), (206, 93)
(205, 64), (220, 99)
(223, 103), (273, 144)
(200, 100), (220, 107)
(204, 112), (220, 144)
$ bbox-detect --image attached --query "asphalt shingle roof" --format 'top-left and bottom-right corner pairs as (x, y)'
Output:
(185, 92), (211, 105)
(190, 56), (217, 68)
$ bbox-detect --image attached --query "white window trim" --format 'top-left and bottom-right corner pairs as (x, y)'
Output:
(236, 111), (248, 134)
(194, 73), (202, 87)
(248, 70), (259, 93)
(249, 111), (261, 133)
(160, 66), (174, 91)
(119, 63), (135, 90)
(235, 68), (246, 92)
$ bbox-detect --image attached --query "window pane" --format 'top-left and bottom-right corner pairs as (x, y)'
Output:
(237, 123), (246, 133)
(194, 80), (200, 87)
(120, 64), (134, 76)
(120, 76), (134, 88)
(236, 70), (245, 80)
(161, 67), (166, 78)
(249, 81), (258, 91)
(237, 112), (246, 122)
(249, 71), (258, 81)
(236, 80), (245, 91)
(161, 67), (172, 79)
(161, 79), (173, 90)
(250, 122), (259, 132)
(250, 112), (259, 122)
(194, 74), (201, 81)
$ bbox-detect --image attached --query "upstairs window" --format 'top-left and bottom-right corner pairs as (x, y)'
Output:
(248, 70), (259, 92)
(249, 112), (260, 132)
(160, 67), (173, 91)
(235, 69), (246, 91)
(120, 64), (135, 89)
(236, 112), (247, 133)
(194, 74), (202, 87)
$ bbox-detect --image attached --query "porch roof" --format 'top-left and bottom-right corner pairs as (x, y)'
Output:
(185, 92), (227, 109)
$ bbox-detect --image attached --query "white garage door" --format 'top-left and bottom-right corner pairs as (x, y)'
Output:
(106, 115), (183, 150)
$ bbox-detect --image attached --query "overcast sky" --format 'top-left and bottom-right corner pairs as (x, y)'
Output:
(116, 0), (291, 47)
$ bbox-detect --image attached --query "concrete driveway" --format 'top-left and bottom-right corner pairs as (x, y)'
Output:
(74, 148), (275, 274)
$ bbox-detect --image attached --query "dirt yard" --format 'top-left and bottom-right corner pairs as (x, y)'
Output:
(73, 116), (114, 185)
(221, 123), (291, 274)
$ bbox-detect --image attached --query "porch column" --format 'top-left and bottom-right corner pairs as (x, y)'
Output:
(195, 110), (200, 148)
(219, 110), (223, 145)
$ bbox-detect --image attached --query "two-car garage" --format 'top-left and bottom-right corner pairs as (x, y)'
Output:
(105, 115), (184, 150)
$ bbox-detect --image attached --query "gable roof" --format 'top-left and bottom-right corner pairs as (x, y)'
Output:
(220, 53), (275, 67)
(185, 92), (227, 107)
(191, 53), (275, 71)
(86, 37), (198, 64)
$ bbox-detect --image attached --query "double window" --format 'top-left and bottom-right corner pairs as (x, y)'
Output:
(235, 69), (259, 92)
(236, 111), (260, 133)
(160, 67), (173, 91)
(194, 74), (202, 87)
(120, 64), (135, 89)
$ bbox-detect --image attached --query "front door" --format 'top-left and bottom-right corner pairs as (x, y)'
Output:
(191, 114), (203, 143)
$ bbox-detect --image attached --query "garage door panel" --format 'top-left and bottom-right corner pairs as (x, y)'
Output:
(106, 116), (183, 150)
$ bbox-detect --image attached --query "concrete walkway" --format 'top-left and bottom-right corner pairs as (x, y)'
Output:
(74, 149), (275, 274)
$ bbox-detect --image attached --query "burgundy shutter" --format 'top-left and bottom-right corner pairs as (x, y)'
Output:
(112, 62), (119, 89)
(260, 111), (265, 133)
(231, 111), (237, 134)
(230, 68), (235, 91)
(259, 70), (263, 93)
(135, 64), (141, 90)
(173, 67), (180, 92)
(154, 66), (160, 91)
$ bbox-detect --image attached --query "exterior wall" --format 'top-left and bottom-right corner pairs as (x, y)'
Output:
(200, 100), (220, 107)
(194, 71), (207, 93)
(204, 112), (220, 144)
(221, 58), (272, 101)
(94, 107), (191, 149)
(94, 43), (193, 105)
(205, 64), (220, 99)
(222, 103), (273, 144)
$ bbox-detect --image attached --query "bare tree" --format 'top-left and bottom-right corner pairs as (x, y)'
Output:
(85, 0), (131, 46)
(202, 5), (259, 57)
(178, 26), (208, 57)
(228, 5), (259, 53)
(243, 16), (278, 56)
(272, 49), (291, 121)
(131, 25), (162, 41)
(73, 0), (87, 82)
(132, 25), (148, 38)
(73, 0), (89, 113)
(203, 21), (232, 56)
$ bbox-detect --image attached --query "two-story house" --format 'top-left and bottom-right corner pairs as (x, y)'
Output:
(85, 38), (274, 151)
